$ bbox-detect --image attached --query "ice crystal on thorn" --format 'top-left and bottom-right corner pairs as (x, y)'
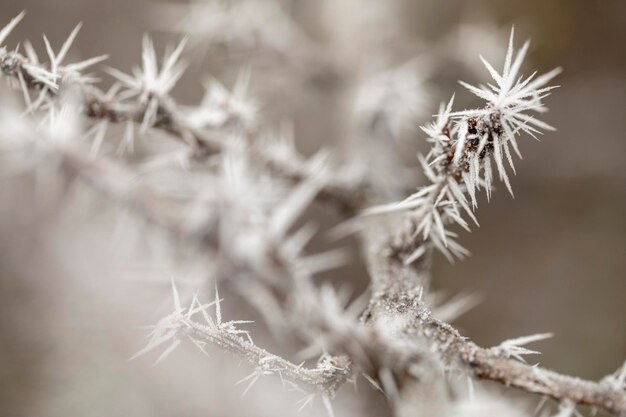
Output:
(133, 280), (352, 410)
(602, 361), (626, 391)
(451, 27), (561, 194)
(490, 333), (553, 362)
(184, 70), (257, 131)
(0, 14), (52, 99)
(43, 98), (83, 143)
(0, 11), (24, 48)
(455, 28), (561, 138)
(551, 402), (577, 417)
(364, 29), (560, 263)
(41, 24), (108, 86)
(19, 24), (107, 111)
(108, 36), (187, 130)
(131, 280), (248, 364)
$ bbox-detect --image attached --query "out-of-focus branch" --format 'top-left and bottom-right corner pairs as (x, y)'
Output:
(0, 48), (368, 215)
(27, 137), (357, 398)
(34, 136), (447, 412)
(55, 144), (199, 243)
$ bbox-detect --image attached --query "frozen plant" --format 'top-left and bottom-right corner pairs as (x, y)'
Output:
(0, 5), (624, 417)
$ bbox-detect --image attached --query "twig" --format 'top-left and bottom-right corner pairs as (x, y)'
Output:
(0, 47), (367, 215)
(361, 245), (626, 415)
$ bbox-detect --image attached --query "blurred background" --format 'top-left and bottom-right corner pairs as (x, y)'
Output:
(0, 0), (624, 416)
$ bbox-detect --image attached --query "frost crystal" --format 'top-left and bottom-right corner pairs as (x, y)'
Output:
(365, 29), (560, 263)
(603, 361), (626, 391)
(490, 333), (552, 362)
(108, 36), (187, 129)
(184, 70), (257, 130)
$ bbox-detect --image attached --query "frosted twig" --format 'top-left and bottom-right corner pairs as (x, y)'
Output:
(360, 245), (626, 415)
(0, 14), (367, 215)
(135, 284), (353, 397)
(365, 29), (561, 264)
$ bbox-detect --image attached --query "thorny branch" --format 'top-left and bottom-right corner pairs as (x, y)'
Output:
(42, 127), (626, 416)
(135, 285), (353, 397)
(0, 35), (367, 215)
(361, 244), (626, 415)
(0, 11), (624, 417)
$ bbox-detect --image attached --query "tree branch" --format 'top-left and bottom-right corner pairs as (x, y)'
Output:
(361, 243), (626, 416)
(16, 98), (626, 417)
(422, 307), (626, 415)
(0, 47), (367, 215)
(136, 292), (353, 397)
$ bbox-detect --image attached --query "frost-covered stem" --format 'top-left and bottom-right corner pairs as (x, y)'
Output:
(413, 309), (626, 415)
(361, 218), (625, 416)
(363, 292), (449, 417)
(389, 109), (496, 263)
(175, 313), (352, 395)
(360, 240), (626, 415)
(359, 222), (448, 416)
(362, 198), (626, 416)
(0, 48), (367, 215)
(466, 350), (626, 415)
